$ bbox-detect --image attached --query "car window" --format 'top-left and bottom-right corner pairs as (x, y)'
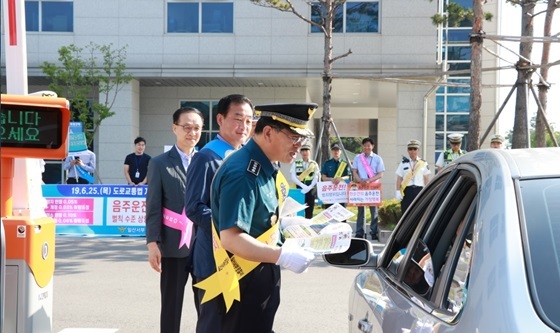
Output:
(383, 171), (452, 274)
(444, 216), (474, 315)
(519, 178), (560, 330)
(386, 168), (478, 315)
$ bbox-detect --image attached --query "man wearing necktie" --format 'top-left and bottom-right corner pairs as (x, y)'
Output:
(145, 106), (203, 333)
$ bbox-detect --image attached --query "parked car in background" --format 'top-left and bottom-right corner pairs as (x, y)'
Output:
(325, 148), (560, 333)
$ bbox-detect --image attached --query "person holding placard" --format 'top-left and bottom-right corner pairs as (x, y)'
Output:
(351, 137), (385, 240)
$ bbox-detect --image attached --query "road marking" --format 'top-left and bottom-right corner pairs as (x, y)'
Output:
(58, 329), (118, 333)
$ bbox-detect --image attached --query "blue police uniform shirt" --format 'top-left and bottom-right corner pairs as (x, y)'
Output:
(321, 158), (350, 178)
(211, 139), (279, 240)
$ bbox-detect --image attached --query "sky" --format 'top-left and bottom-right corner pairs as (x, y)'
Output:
(497, 2), (560, 137)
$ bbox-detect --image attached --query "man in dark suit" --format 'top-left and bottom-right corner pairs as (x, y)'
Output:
(146, 106), (204, 333)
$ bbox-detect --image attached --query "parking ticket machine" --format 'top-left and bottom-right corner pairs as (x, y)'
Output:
(1, 94), (70, 332)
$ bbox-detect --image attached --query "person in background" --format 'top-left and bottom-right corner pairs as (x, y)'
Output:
(211, 103), (317, 332)
(321, 142), (350, 211)
(124, 136), (151, 185)
(352, 137), (384, 240)
(185, 94), (254, 333)
(290, 143), (320, 218)
(395, 139), (431, 214)
(490, 134), (504, 149)
(436, 133), (465, 172)
(145, 107), (203, 333)
(63, 149), (96, 184)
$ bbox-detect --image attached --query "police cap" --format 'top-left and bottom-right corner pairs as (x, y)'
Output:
(448, 133), (464, 144)
(407, 139), (421, 149)
(254, 103), (317, 137)
(301, 143), (312, 150)
(330, 142), (341, 150)
(490, 134), (504, 143)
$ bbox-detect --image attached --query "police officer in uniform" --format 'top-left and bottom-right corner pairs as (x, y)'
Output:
(210, 103), (317, 332)
(290, 143), (320, 218)
(435, 133), (466, 172)
(490, 134), (504, 149)
(395, 139), (431, 214)
(321, 142), (350, 210)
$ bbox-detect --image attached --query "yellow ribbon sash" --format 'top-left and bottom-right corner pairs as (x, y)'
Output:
(333, 161), (347, 178)
(194, 170), (289, 312)
(297, 161), (317, 182)
(400, 159), (426, 195)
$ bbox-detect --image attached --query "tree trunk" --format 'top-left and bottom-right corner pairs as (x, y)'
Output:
(512, 1), (535, 149)
(468, 0), (484, 151)
(318, 0), (335, 166)
(535, 1), (556, 147)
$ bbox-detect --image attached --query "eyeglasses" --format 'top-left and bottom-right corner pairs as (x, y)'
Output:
(175, 123), (202, 133)
(451, 142), (461, 146)
(278, 130), (308, 145)
(408, 147), (418, 151)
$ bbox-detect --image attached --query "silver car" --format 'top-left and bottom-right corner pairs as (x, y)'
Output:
(325, 148), (560, 333)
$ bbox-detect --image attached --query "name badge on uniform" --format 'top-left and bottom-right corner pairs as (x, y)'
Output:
(135, 170), (140, 178)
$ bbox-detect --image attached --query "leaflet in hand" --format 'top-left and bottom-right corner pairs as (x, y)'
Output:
(282, 203), (355, 254)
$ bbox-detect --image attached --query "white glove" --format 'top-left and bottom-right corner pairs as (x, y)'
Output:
(395, 190), (403, 201)
(300, 186), (311, 194)
(280, 216), (312, 229)
(276, 246), (316, 273)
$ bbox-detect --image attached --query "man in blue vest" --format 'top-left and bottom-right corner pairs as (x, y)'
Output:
(185, 94), (254, 333)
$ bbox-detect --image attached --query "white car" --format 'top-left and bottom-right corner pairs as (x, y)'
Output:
(325, 148), (560, 333)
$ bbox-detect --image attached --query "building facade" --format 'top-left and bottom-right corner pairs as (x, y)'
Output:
(1, 0), (502, 197)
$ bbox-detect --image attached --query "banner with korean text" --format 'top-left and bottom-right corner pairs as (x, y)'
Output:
(317, 181), (348, 204)
(346, 182), (382, 207)
(42, 184), (147, 236)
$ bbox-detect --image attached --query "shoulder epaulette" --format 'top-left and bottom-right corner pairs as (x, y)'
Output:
(246, 159), (261, 176)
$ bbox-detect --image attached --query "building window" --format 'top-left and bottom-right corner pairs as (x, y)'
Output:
(311, 1), (379, 33)
(25, 0), (74, 32)
(435, 0), (473, 161)
(167, 1), (233, 34)
(180, 100), (219, 148)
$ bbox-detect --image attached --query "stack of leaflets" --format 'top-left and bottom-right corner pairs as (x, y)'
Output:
(280, 198), (354, 254)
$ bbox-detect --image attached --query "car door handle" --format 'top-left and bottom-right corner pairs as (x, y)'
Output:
(358, 318), (372, 333)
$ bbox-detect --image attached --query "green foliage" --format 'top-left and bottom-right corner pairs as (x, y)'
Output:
(506, 116), (559, 147)
(40, 43), (133, 146)
(250, 0), (291, 11)
(378, 199), (402, 231)
(430, 1), (492, 27)
(331, 137), (364, 154)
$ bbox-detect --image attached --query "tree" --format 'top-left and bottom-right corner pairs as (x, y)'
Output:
(334, 136), (363, 155)
(534, 0), (559, 147)
(509, 0), (535, 148)
(41, 43), (133, 146)
(250, 0), (352, 165)
(431, 0), (493, 151)
(506, 115), (560, 147)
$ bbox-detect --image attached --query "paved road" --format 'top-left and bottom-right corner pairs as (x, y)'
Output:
(53, 236), (385, 333)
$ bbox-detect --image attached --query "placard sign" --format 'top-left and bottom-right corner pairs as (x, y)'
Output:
(317, 181), (349, 204)
(347, 182), (382, 207)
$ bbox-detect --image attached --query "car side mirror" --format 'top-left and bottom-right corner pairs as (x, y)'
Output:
(323, 238), (377, 268)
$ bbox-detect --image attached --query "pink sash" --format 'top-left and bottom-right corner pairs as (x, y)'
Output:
(359, 153), (375, 179)
(163, 207), (194, 249)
